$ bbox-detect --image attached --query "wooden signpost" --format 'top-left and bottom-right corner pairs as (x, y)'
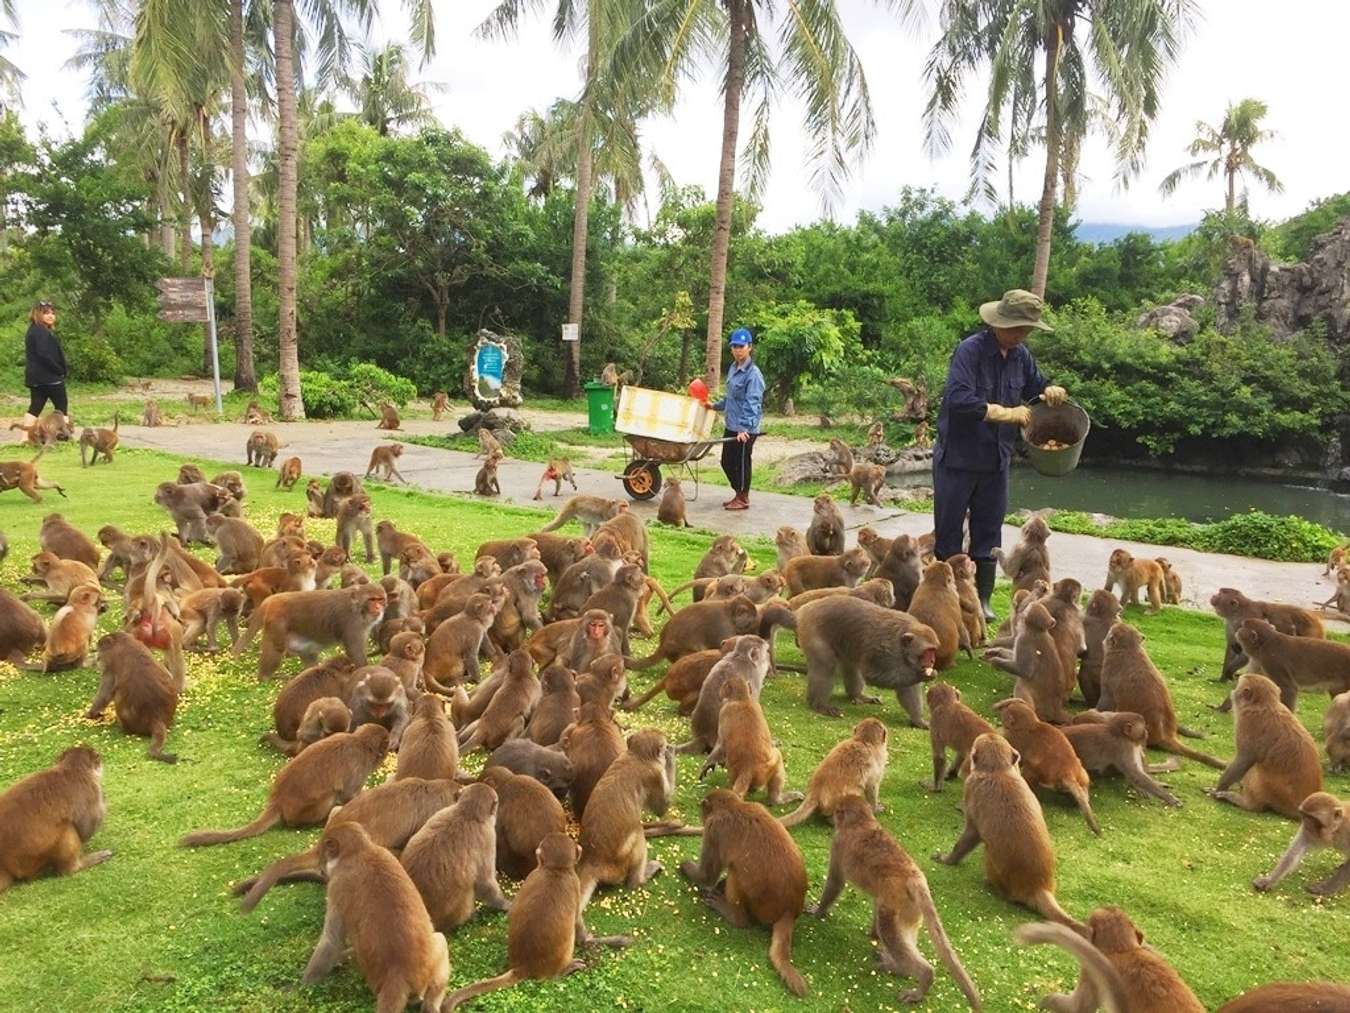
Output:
(156, 277), (222, 412)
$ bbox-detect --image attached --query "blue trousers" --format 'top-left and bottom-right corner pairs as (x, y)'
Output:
(933, 461), (1007, 562)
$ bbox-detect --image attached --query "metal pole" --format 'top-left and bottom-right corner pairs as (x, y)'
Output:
(205, 277), (222, 413)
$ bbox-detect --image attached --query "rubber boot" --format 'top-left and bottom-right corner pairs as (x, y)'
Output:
(975, 559), (998, 622)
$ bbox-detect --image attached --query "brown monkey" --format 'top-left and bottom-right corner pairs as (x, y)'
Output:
(537, 494), (627, 536)
(305, 479), (326, 518)
(275, 456), (302, 490)
(12, 409), (72, 447)
(400, 782), (509, 930)
(40, 513), (100, 569)
(488, 739), (575, 800)
(364, 445), (405, 485)
(847, 462), (887, 506)
(576, 654), (627, 711)
(520, 532), (590, 587)
(984, 602), (1071, 724)
(417, 558), (490, 611)
(474, 536), (541, 573)
(933, 733), (1084, 931)
(377, 615), (423, 658)
(31, 584), (104, 672)
(458, 650), (540, 752)
(531, 457), (579, 500)
(87, 629), (185, 763)
(478, 766), (570, 880)
(399, 545), (444, 589)
(22, 551), (99, 603)
(423, 591), (506, 693)
(321, 471), (366, 520)
(595, 509), (649, 572)
(623, 646), (722, 715)
(153, 481), (230, 544)
(781, 547), (871, 597)
(242, 399), (273, 424)
(394, 693), (458, 782)
(924, 682), (995, 791)
(806, 492), (845, 555)
(245, 429), (279, 468)
(532, 610), (621, 675)
(876, 532), (923, 611)
(1325, 543), (1349, 576)
(381, 630), (425, 692)
(441, 832), (629, 1011)
(994, 698), (1099, 834)
(945, 552), (986, 647)
(526, 664), (580, 746)
(1210, 587), (1325, 682)
(179, 586), (245, 652)
(0, 745), (110, 894)
(336, 493), (375, 564)
(1103, 548), (1165, 613)
(1037, 577), (1087, 701)
(779, 718), (889, 827)
(794, 596), (939, 723)
(1078, 589), (1122, 707)
(95, 524), (137, 585)
(234, 583), (386, 680)
(205, 514), (263, 574)
(561, 701), (625, 818)
(809, 794), (982, 1009)
(1208, 673), (1323, 819)
(377, 573), (416, 622)
(1316, 564), (1350, 620)
(657, 475), (689, 526)
(78, 416), (119, 467)
(1231, 617), (1350, 711)
(177, 463), (206, 485)
(374, 400), (401, 430)
(348, 667), (412, 749)
(1253, 790), (1350, 896)
(266, 656), (362, 752)
(211, 471), (247, 514)
(1014, 907), (1204, 1013)
(1156, 557), (1182, 604)
(626, 594), (760, 670)
(785, 577), (897, 611)
(699, 676), (800, 805)
(909, 560), (973, 670)
(687, 534), (750, 591)
(140, 399), (162, 427)
(477, 426), (503, 458)
(267, 696), (352, 756)
(994, 515), (1052, 592)
(230, 554), (318, 611)
(1326, 690), (1350, 773)
(678, 635), (772, 754)
(181, 724), (388, 846)
(856, 526), (891, 575)
(680, 789), (809, 996)
(312, 545), (348, 589)
(430, 391), (449, 420)
(474, 449), (504, 495)
(1062, 711), (1182, 808)
(1216, 982), (1350, 1013)
(548, 542), (627, 621)
(775, 525), (810, 571)
(186, 392), (212, 410)
(301, 822), (449, 1011)
(828, 436), (855, 476)
(0, 589), (46, 666)
(580, 564), (646, 656)
(1099, 622), (1225, 768)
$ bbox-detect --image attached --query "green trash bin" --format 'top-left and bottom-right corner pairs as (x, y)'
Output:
(584, 381), (615, 435)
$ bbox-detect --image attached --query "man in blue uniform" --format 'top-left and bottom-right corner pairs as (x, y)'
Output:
(933, 290), (1068, 620)
(711, 327), (764, 511)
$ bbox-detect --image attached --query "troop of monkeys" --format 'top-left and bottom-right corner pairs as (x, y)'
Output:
(0, 468), (1347, 1012)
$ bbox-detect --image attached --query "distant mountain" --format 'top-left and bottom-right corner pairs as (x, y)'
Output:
(1073, 221), (1196, 244)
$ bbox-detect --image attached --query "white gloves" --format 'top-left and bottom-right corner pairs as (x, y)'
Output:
(1042, 385), (1068, 406)
(984, 404), (1032, 426)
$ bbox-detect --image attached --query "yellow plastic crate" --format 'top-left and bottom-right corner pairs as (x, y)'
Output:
(615, 386), (717, 443)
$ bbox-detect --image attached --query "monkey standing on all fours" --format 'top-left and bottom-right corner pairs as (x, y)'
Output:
(931, 290), (1069, 622)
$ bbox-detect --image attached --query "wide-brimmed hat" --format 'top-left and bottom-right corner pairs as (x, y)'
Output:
(979, 289), (1053, 331)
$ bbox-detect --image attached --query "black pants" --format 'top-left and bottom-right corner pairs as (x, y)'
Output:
(720, 429), (756, 496)
(27, 383), (68, 417)
(932, 460), (1008, 562)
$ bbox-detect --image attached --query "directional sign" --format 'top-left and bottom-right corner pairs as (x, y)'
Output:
(156, 277), (210, 322)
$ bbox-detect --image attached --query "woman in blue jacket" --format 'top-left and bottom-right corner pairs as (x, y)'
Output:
(712, 328), (765, 511)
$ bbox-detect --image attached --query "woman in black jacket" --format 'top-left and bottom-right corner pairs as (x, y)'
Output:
(22, 300), (69, 427)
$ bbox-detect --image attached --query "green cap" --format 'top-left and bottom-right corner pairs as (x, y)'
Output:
(979, 289), (1054, 332)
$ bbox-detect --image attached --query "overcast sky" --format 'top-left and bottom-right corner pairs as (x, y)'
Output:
(10, 0), (1345, 235)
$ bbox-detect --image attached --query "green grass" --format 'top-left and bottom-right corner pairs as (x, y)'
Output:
(0, 446), (1346, 1011)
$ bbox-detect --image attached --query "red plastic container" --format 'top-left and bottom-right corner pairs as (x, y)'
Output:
(687, 378), (709, 404)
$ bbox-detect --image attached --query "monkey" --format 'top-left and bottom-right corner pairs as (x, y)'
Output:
(86, 629), (184, 763)
(211, 470), (247, 513)
(775, 525), (810, 571)
(525, 665), (580, 747)
(178, 586), (246, 652)
(809, 794), (982, 1010)
(0, 449), (67, 503)
(1216, 982), (1350, 1013)
(595, 509), (649, 572)
(1207, 673), (1323, 819)
(375, 518), (426, 575)
(153, 481), (230, 545)
(676, 634), (772, 755)
(623, 646), (722, 715)
(475, 536), (541, 572)
(0, 589), (46, 666)
(242, 399), (273, 424)
(423, 591), (505, 693)
(924, 682), (995, 791)
(1014, 907), (1204, 1013)
(441, 832), (630, 1011)
(374, 400), (402, 430)
(186, 392), (212, 410)
(547, 542), (624, 621)
(12, 409), (72, 447)
(305, 479), (325, 518)
(1028, 577), (1086, 702)
(177, 463), (206, 485)
(806, 492), (845, 555)
(579, 564), (647, 656)
(1315, 564), (1350, 620)
(478, 766), (570, 880)
(348, 667), (412, 750)
(1061, 711), (1183, 808)
(365, 443), (408, 483)
(415, 560), (489, 612)
(1103, 548), (1165, 613)
(876, 532), (923, 611)
(300, 822), (449, 1011)
(1229, 617), (1350, 712)
(181, 724), (388, 847)
(27, 584), (104, 672)
(1078, 589), (1122, 707)
(473, 449), (504, 495)
(1326, 691), (1350, 773)
(245, 429), (280, 468)
(828, 436), (855, 476)
(422, 557), (502, 621)
(784, 577), (896, 611)
(266, 696), (352, 757)
(431, 391), (449, 421)
(933, 734), (1084, 932)
(477, 426), (503, 458)
(657, 475), (689, 526)
(626, 595), (761, 670)
(39, 513), (100, 569)
(321, 471), (366, 520)
(140, 399), (162, 427)
(855, 526), (891, 575)
(983, 602), (1072, 724)
(487, 739), (575, 800)
(1156, 557), (1182, 605)
(311, 545), (348, 589)
(994, 698), (1100, 834)
(561, 701), (625, 818)
(78, 415), (118, 467)
(847, 462), (887, 506)
(537, 494), (628, 536)
(679, 789), (809, 996)
(380, 576), (416, 622)
(1098, 622), (1226, 768)
(275, 456), (302, 490)
(21, 551), (99, 604)
(1210, 587), (1325, 682)
(234, 583), (386, 680)
(1253, 790), (1350, 896)
(336, 493), (376, 564)
(258, 534), (309, 569)
(399, 782), (509, 932)
(781, 547), (871, 597)
(532, 457), (578, 500)
(908, 560), (973, 670)
(697, 675), (801, 805)
(458, 649), (540, 752)
(0, 745), (110, 894)
(779, 717), (889, 827)
(203, 515), (263, 575)
(793, 596), (939, 723)
(480, 561), (549, 653)
(576, 654), (628, 710)
(230, 553), (319, 612)
(94, 525), (137, 586)
(399, 545), (444, 589)
(1325, 543), (1349, 577)
(994, 515), (1052, 592)
(381, 630), (425, 693)
(686, 533), (750, 594)
(265, 656), (363, 751)
(519, 531), (591, 588)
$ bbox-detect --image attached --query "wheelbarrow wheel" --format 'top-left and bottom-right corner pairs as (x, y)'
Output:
(622, 460), (661, 501)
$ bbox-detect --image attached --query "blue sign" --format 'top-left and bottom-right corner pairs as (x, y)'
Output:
(473, 340), (508, 403)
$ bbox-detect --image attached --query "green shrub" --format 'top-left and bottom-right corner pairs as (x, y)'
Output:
(346, 362), (417, 407)
(62, 329), (124, 383)
(259, 370), (359, 419)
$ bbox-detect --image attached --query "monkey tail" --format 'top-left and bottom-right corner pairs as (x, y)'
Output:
(1014, 922), (1128, 1013)
(234, 849), (321, 912)
(911, 882), (982, 1010)
(442, 970), (524, 1011)
(768, 917), (807, 996)
(536, 509), (569, 533)
(622, 676), (668, 712)
(233, 605), (264, 656)
(112, 413), (119, 433)
(179, 803), (281, 847)
(1174, 723), (1207, 740)
(28, 444), (47, 465)
(1028, 890), (1087, 936)
(665, 579), (699, 602)
(644, 577), (676, 617)
(623, 652), (664, 671)
(1163, 739), (1227, 770)
(776, 798), (817, 828)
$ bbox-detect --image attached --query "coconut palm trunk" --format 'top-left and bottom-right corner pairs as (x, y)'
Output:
(176, 128), (192, 273)
(704, 0), (748, 388)
(563, 121), (592, 399)
(1030, 23), (1063, 299)
(274, 0), (304, 419)
(230, 0), (256, 391)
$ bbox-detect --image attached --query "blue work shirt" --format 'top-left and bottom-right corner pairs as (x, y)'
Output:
(712, 357), (765, 434)
(934, 328), (1049, 473)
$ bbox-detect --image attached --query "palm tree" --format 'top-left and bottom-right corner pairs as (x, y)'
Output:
(0, 1), (23, 111)
(614, 0), (899, 387)
(229, 0), (261, 390)
(924, 0), (1197, 298)
(1160, 98), (1282, 214)
(344, 42), (442, 136)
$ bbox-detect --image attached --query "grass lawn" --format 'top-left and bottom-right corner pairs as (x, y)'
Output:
(0, 446), (1346, 1012)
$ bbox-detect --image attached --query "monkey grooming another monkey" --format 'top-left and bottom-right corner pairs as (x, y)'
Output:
(561, 701), (625, 819)
(1156, 557), (1182, 605)
(924, 683), (995, 791)
(268, 697), (351, 757)
(457, 650), (540, 752)
(680, 789), (809, 996)
(994, 699), (1100, 834)
(347, 667), (412, 750)
(1252, 790), (1350, 896)
(526, 665), (580, 746)
(810, 794), (982, 1009)
(86, 628), (185, 763)
(0, 745), (111, 894)
(39, 513), (100, 569)
(779, 718), (888, 827)
(806, 493), (845, 555)
(994, 515), (1052, 592)
(400, 783), (510, 931)
(245, 429), (280, 468)
(933, 734), (1084, 932)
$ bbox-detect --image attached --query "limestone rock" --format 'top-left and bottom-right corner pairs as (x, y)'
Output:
(1136, 302), (1199, 343)
(774, 451), (842, 486)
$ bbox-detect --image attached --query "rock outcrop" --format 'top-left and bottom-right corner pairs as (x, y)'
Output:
(1136, 295), (1203, 343)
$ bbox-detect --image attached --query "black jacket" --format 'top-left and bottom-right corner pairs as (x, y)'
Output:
(24, 323), (67, 387)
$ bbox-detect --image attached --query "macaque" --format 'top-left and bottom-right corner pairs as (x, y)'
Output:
(336, 493), (375, 563)
(205, 515), (263, 574)
(348, 666), (412, 749)
(375, 401), (401, 430)
(140, 400), (162, 427)
(657, 477), (689, 526)
(1103, 548), (1165, 613)
(78, 415), (119, 467)
(1253, 791), (1350, 896)
(537, 495), (627, 537)
(431, 391), (449, 421)
(847, 463), (887, 506)
(86, 629), (185, 763)
(233, 583), (386, 680)
(0, 745), (111, 894)
(474, 450), (503, 496)
(532, 458), (578, 500)
(995, 515), (1052, 593)
(0, 451), (67, 502)
(365, 443), (407, 483)
(779, 718), (889, 827)
(275, 456), (302, 490)
(245, 429), (280, 468)
(1207, 673), (1322, 819)
(806, 493), (845, 555)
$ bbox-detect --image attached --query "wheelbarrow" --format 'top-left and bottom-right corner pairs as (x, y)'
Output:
(613, 385), (731, 501)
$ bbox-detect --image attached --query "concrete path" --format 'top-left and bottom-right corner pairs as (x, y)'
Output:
(117, 419), (1346, 624)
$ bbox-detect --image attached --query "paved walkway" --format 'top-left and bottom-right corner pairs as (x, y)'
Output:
(117, 419), (1346, 623)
